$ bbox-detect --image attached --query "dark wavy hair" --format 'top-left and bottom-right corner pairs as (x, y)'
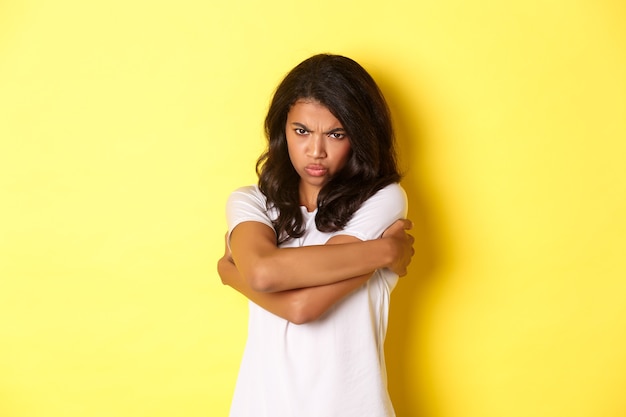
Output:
(256, 54), (401, 243)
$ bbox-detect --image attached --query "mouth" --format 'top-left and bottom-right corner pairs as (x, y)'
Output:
(304, 164), (328, 177)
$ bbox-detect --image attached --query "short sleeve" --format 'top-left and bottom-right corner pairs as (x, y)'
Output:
(332, 183), (408, 242)
(226, 185), (276, 236)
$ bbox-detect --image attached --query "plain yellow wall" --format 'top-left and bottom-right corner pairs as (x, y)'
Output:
(1, 0), (625, 416)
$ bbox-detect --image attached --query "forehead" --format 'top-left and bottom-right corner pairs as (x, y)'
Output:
(287, 99), (343, 127)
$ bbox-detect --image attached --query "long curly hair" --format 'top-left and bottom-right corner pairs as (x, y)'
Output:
(256, 54), (401, 243)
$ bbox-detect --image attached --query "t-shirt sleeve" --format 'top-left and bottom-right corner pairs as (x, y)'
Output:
(331, 183), (408, 242)
(225, 186), (276, 237)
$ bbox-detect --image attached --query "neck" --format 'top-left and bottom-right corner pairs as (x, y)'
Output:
(299, 183), (319, 212)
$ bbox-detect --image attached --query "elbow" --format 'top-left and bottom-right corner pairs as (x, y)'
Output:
(287, 309), (319, 325)
(247, 262), (279, 293)
(284, 294), (324, 325)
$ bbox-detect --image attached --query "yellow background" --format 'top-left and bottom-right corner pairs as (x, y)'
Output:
(1, 0), (625, 416)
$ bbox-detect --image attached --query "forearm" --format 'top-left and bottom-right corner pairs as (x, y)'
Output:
(231, 223), (394, 292)
(218, 255), (370, 324)
(261, 240), (393, 290)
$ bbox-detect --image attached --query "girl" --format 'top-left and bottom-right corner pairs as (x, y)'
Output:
(217, 54), (414, 417)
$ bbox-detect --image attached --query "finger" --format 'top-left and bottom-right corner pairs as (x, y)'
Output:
(396, 218), (413, 230)
(393, 219), (407, 229)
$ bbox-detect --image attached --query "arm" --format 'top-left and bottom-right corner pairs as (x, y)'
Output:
(229, 219), (413, 293)
(218, 234), (371, 324)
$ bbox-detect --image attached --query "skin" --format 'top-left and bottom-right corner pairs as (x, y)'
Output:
(286, 100), (352, 211)
(218, 99), (414, 323)
(218, 220), (412, 324)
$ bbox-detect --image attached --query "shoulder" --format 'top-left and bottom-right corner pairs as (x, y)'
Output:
(228, 185), (265, 201)
(368, 183), (407, 209)
(226, 185), (275, 231)
(334, 183), (408, 241)
(356, 183), (407, 218)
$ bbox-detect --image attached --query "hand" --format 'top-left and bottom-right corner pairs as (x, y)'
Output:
(222, 232), (234, 264)
(217, 232), (237, 286)
(381, 219), (415, 276)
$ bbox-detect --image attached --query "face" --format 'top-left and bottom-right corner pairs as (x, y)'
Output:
(285, 99), (351, 204)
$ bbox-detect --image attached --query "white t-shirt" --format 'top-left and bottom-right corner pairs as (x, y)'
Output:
(226, 183), (407, 417)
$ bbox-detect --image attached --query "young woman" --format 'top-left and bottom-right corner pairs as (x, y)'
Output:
(217, 54), (414, 417)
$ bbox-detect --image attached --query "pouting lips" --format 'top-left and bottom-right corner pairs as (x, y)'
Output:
(304, 165), (327, 177)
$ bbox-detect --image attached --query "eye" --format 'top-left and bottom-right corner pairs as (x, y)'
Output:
(294, 128), (308, 135)
(329, 132), (346, 140)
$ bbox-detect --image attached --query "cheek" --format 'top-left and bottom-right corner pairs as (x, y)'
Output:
(336, 143), (352, 168)
(286, 146), (297, 166)
(286, 140), (305, 169)
(342, 142), (352, 158)
(285, 137), (297, 158)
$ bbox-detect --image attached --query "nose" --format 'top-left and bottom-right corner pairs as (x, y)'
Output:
(307, 134), (326, 158)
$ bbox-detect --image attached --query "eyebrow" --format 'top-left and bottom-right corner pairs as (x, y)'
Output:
(289, 122), (346, 135)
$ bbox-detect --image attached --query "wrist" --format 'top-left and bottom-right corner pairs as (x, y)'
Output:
(373, 238), (395, 270)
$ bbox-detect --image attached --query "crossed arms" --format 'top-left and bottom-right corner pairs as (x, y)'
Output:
(217, 219), (414, 324)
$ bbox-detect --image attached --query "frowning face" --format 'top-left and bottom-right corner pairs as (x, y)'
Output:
(285, 99), (352, 208)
